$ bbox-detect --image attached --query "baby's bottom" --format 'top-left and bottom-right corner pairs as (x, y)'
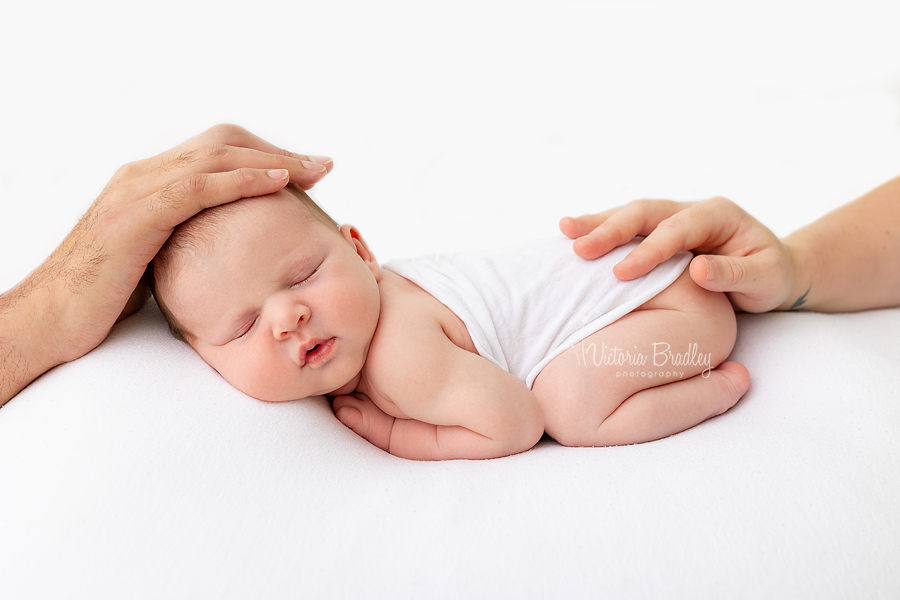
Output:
(532, 269), (750, 447)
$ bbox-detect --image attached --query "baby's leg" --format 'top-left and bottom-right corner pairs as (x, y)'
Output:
(532, 270), (750, 447)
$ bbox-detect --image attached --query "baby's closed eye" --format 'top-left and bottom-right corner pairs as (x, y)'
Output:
(290, 265), (321, 288)
(233, 317), (258, 340)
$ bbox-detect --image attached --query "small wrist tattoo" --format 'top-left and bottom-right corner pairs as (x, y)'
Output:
(789, 286), (811, 311)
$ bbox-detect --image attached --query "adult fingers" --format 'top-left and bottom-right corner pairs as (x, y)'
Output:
(559, 210), (617, 238)
(562, 199), (690, 260)
(145, 167), (292, 233)
(123, 124), (333, 191)
(130, 143), (329, 199)
(197, 123), (335, 176)
(203, 123), (333, 168)
(105, 168), (287, 266)
(609, 197), (743, 280)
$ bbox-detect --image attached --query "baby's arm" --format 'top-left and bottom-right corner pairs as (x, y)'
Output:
(334, 316), (545, 460)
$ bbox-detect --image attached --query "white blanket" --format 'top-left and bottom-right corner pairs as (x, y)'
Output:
(1, 299), (898, 598)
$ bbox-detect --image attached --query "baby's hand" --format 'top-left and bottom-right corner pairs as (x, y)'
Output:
(333, 393), (395, 452)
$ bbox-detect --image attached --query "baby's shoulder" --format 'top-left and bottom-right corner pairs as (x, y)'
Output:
(382, 269), (475, 348)
(356, 271), (471, 415)
(364, 270), (476, 374)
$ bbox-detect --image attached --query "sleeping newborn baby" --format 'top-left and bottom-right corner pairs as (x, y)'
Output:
(151, 184), (750, 460)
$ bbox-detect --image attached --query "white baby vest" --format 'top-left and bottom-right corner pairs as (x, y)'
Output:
(383, 237), (691, 388)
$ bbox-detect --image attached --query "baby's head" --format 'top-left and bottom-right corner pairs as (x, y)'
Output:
(151, 184), (382, 401)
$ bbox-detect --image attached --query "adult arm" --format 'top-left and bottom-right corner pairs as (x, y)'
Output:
(0, 124), (333, 406)
(780, 175), (900, 312)
(559, 174), (900, 313)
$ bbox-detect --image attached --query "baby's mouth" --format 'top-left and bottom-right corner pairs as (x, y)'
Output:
(301, 337), (335, 367)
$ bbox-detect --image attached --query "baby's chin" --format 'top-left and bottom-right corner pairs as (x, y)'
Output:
(218, 365), (362, 403)
(229, 379), (325, 403)
(327, 374), (362, 397)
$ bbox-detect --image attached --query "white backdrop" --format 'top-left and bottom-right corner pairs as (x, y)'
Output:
(2, 0), (899, 294)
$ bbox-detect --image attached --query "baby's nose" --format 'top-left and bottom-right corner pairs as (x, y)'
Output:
(271, 299), (311, 340)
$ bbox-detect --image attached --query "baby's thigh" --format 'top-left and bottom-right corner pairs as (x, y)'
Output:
(532, 270), (736, 444)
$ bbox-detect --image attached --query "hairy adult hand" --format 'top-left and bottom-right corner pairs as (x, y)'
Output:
(559, 197), (796, 313)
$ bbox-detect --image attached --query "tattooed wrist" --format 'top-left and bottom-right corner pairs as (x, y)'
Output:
(788, 286), (811, 311)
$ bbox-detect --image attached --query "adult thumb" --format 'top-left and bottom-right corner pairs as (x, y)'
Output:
(690, 249), (793, 313)
(689, 255), (754, 293)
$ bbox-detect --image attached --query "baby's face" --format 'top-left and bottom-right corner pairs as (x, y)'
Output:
(163, 191), (382, 401)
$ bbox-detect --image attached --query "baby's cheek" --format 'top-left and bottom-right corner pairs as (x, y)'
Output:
(196, 343), (273, 401)
(224, 346), (292, 401)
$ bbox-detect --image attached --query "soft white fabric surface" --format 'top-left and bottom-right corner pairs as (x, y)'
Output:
(1, 299), (898, 599)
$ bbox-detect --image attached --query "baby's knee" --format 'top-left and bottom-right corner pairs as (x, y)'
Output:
(548, 413), (627, 448)
(539, 383), (631, 448)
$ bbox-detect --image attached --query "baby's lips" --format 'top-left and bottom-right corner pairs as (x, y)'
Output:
(298, 337), (328, 367)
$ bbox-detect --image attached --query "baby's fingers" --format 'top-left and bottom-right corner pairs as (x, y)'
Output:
(334, 401), (364, 431)
(333, 395), (394, 451)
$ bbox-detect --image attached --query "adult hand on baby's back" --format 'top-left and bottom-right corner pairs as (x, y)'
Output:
(560, 197), (794, 313)
(0, 124), (333, 403)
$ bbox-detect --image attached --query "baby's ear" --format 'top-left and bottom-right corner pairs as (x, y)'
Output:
(340, 224), (381, 277)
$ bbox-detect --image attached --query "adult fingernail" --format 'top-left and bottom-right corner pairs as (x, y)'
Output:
(302, 160), (327, 173)
(310, 155), (333, 165)
(268, 169), (288, 179)
(704, 257), (717, 281)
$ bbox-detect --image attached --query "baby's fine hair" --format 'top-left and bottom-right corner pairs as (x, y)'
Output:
(150, 183), (338, 340)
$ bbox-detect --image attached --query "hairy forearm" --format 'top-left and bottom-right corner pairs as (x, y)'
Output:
(0, 278), (64, 405)
(0, 215), (125, 405)
(780, 175), (900, 312)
